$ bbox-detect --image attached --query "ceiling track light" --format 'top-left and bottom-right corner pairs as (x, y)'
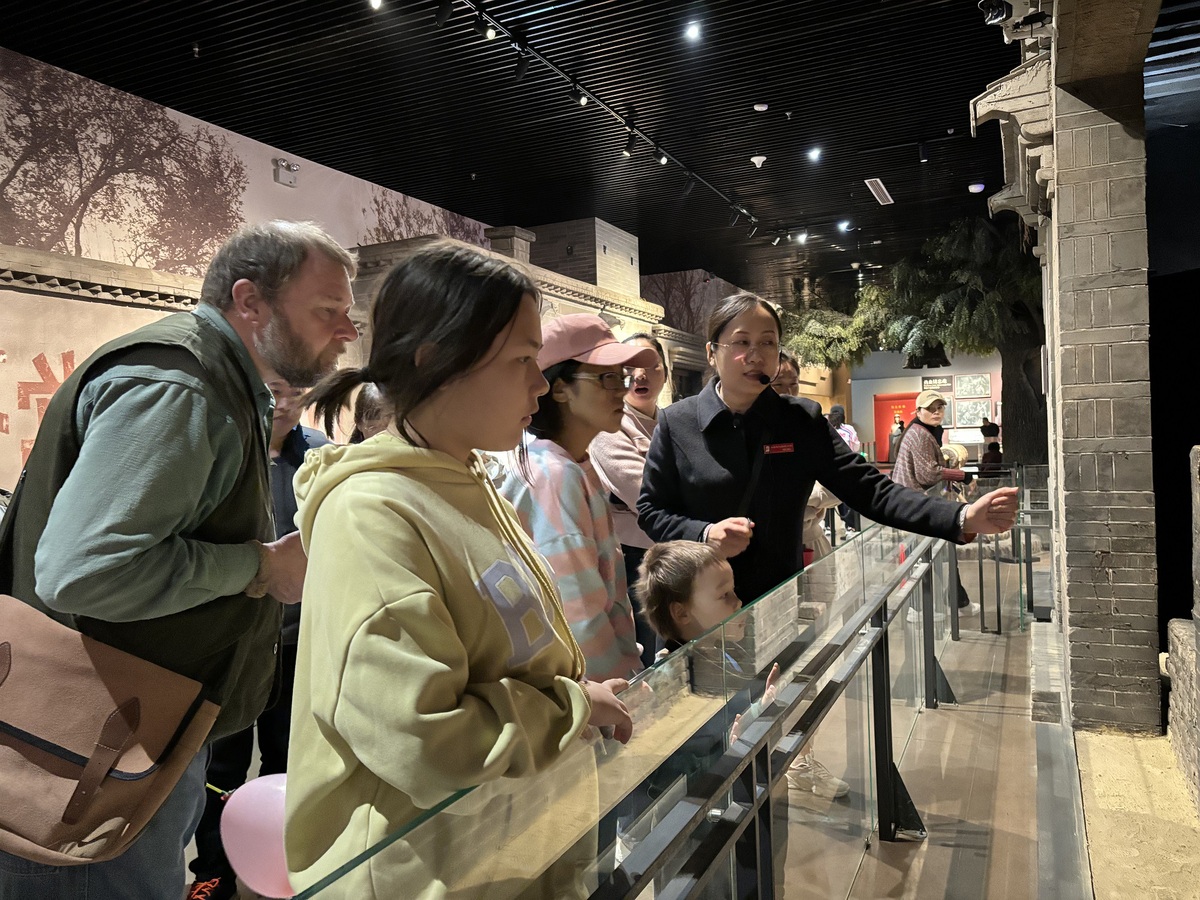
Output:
(795, 229), (809, 244)
(442, 3), (757, 234)
(771, 235), (781, 246)
(918, 141), (929, 163)
(513, 52), (530, 81)
(746, 224), (759, 238)
(474, 12), (497, 39)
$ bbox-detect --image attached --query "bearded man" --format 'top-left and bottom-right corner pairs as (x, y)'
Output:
(0, 221), (357, 899)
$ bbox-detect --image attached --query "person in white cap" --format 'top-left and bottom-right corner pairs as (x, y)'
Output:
(892, 389), (979, 614)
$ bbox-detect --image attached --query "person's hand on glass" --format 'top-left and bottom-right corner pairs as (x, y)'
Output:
(730, 662), (781, 743)
(584, 678), (633, 744)
(964, 486), (1019, 534)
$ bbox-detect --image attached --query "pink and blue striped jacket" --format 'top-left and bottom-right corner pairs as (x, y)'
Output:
(499, 438), (643, 682)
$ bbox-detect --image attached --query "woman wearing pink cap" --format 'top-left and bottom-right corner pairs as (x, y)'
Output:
(500, 314), (660, 682)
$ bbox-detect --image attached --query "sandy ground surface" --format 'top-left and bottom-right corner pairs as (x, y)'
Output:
(1076, 731), (1200, 900)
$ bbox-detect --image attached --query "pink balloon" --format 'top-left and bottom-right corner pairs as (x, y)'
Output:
(220, 773), (294, 898)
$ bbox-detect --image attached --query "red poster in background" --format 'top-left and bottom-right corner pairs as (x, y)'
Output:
(874, 391), (919, 463)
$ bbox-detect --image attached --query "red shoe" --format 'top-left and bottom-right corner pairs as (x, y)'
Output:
(186, 876), (237, 900)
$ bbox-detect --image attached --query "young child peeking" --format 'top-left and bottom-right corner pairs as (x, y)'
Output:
(635, 541), (778, 733)
(637, 541), (744, 654)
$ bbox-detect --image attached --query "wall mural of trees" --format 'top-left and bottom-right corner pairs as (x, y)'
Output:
(0, 48), (490, 277)
(641, 270), (744, 335)
(363, 187), (487, 247)
(0, 49), (246, 276)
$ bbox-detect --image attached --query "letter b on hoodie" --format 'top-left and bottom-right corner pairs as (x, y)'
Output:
(477, 558), (555, 668)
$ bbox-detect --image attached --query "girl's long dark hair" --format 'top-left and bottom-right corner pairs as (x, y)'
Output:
(306, 242), (538, 441)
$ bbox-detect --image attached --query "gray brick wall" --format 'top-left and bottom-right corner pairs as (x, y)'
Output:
(528, 218), (641, 299)
(594, 219), (640, 298)
(528, 220), (597, 286)
(1051, 74), (1160, 732)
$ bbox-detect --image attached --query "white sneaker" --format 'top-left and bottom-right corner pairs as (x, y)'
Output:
(960, 601), (981, 616)
(787, 756), (850, 799)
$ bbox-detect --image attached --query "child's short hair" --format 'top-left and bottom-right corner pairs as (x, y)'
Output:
(636, 541), (724, 643)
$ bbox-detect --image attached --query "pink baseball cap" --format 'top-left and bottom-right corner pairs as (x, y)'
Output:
(538, 314), (660, 370)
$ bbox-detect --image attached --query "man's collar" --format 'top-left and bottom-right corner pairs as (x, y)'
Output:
(194, 304), (272, 409)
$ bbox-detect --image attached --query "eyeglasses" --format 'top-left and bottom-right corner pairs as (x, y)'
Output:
(712, 339), (781, 359)
(572, 372), (633, 391)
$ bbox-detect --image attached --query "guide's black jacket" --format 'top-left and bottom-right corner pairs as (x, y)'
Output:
(637, 379), (963, 602)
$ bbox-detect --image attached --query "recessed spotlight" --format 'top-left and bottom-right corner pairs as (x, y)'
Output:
(754, 103), (769, 112)
(838, 220), (851, 232)
(685, 21), (701, 41)
(807, 147), (822, 162)
(751, 155), (766, 168)
(969, 182), (986, 193)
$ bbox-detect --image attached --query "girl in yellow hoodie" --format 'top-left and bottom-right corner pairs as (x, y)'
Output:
(286, 242), (633, 898)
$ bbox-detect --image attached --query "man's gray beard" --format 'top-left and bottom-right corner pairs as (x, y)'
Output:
(257, 312), (332, 388)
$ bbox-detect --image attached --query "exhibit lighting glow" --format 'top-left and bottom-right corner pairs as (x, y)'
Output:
(685, 22), (701, 40)
(808, 147), (822, 162)
(838, 220), (850, 232)
(369, 0), (382, 9)
(969, 182), (986, 193)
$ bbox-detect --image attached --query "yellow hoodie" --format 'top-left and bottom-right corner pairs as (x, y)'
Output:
(284, 433), (591, 898)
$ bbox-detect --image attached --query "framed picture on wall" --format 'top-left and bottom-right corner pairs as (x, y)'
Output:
(954, 373), (991, 399)
(942, 397), (955, 428)
(955, 398), (991, 428)
(994, 400), (1002, 424)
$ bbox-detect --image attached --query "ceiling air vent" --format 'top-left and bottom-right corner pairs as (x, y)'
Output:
(864, 178), (894, 206)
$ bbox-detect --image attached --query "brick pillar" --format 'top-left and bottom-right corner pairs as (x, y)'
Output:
(1051, 74), (1160, 731)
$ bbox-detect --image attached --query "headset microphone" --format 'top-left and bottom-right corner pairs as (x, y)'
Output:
(758, 374), (772, 385)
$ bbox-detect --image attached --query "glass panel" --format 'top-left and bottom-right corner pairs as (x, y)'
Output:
(775, 637), (876, 899)
(288, 510), (974, 898)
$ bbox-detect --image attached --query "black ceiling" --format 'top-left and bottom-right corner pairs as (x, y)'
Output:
(1, 0), (1019, 303)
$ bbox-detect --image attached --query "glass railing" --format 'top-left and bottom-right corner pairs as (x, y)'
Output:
(285, 512), (992, 899)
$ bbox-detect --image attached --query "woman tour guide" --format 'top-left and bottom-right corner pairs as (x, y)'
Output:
(636, 293), (1018, 605)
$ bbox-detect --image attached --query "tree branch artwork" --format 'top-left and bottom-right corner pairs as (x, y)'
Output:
(0, 50), (246, 276)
